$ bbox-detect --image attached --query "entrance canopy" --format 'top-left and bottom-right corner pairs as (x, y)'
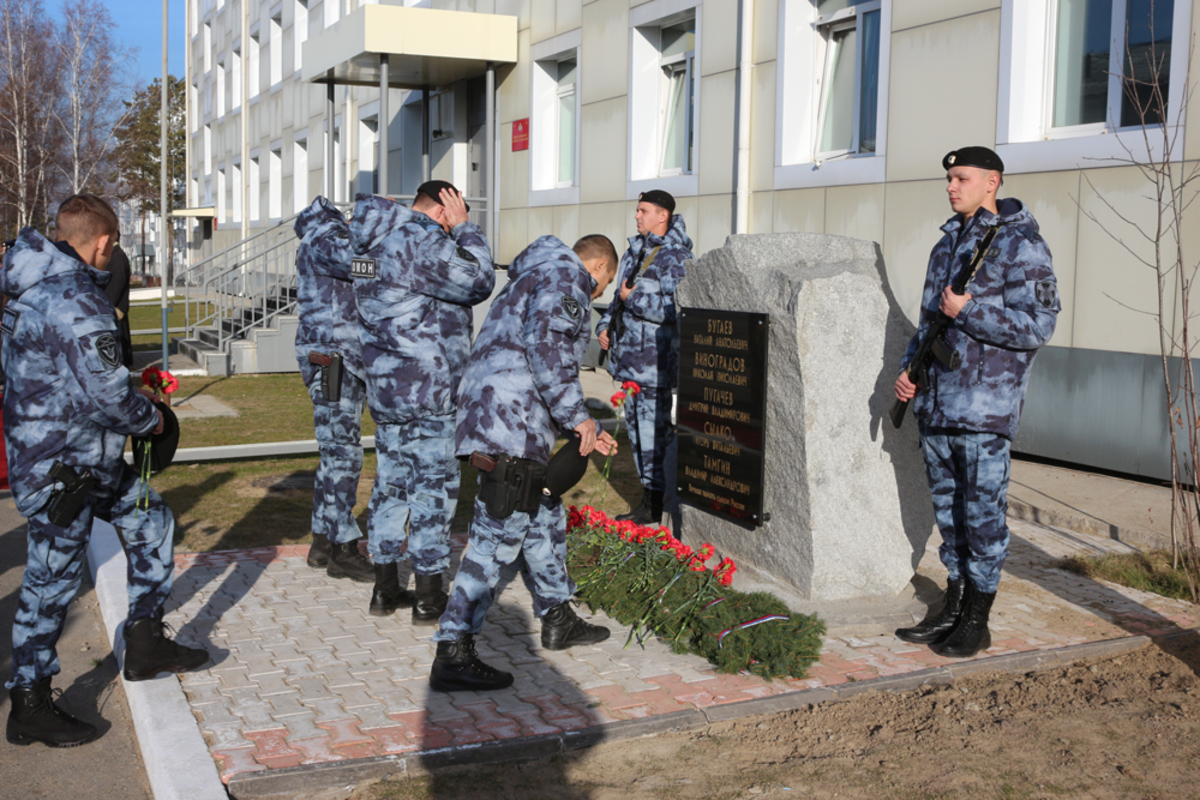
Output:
(301, 5), (517, 242)
(301, 5), (518, 89)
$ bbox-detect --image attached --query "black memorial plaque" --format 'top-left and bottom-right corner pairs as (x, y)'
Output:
(676, 308), (769, 527)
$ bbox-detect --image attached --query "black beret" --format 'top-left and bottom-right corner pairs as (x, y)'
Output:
(543, 432), (590, 501)
(942, 147), (1004, 173)
(132, 401), (179, 475)
(637, 189), (676, 214)
(416, 180), (470, 213)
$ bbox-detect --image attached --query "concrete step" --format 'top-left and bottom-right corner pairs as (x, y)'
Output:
(175, 337), (229, 377)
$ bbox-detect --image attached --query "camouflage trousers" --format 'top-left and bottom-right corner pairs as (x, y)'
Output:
(625, 386), (674, 493)
(368, 414), (458, 574)
(920, 428), (1011, 594)
(304, 364), (366, 545)
(8, 463), (175, 689)
(432, 483), (574, 642)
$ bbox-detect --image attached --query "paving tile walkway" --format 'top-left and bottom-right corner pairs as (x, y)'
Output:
(162, 518), (1199, 786)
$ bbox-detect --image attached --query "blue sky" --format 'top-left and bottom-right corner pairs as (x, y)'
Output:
(60, 0), (188, 87)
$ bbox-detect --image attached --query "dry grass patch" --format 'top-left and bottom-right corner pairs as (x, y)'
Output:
(1061, 549), (1198, 602)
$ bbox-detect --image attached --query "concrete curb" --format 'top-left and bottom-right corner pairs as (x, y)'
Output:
(1008, 498), (1170, 552)
(87, 519), (230, 800)
(221, 636), (1156, 800)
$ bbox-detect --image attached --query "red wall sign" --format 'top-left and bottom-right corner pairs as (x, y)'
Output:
(512, 118), (529, 152)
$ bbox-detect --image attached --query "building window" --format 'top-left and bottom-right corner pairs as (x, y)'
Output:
(814, 1), (881, 157)
(294, 136), (309, 213)
(270, 12), (283, 88)
(358, 117), (378, 195)
(231, 45), (242, 110)
(203, 23), (211, 72)
(628, 2), (701, 191)
(249, 154), (261, 224)
(658, 20), (695, 174)
(996, 0), (1188, 171)
(774, 0), (891, 189)
(248, 31), (261, 100)
(269, 145), (282, 220)
(295, 0), (309, 74)
(554, 58), (577, 186)
(324, 0), (340, 28)
(1052, 0), (1174, 130)
(232, 161), (242, 223)
(203, 124), (212, 176)
(215, 58), (226, 117)
(217, 165), (227, 224)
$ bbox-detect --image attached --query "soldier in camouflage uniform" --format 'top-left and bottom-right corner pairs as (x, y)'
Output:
(350, 183), (495, 624)
(597, 190), (692, 525)
(429, 234), (619, 692)
(294, 197), (376, 585)
(4, 195), (207, 749)
(895, 147), (1059, 659)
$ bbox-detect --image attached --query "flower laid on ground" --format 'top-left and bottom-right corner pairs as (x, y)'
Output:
(566, 505), (825, 678)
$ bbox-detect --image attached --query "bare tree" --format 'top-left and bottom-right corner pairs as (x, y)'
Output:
(0, 0), (60, 233)
(1080, 2), (1200, 600)
(54, 0), (136, 195)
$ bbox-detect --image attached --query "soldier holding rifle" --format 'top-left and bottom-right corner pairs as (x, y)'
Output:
(893, 147), (1059, 659)
(596, 190), (692, 525)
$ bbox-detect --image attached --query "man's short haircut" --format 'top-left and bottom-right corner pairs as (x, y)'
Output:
(56, 194), (119, 244)
(573, 234), (619, 274)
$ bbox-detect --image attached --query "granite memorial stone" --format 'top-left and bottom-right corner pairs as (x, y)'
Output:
(676, 233), (934, 601)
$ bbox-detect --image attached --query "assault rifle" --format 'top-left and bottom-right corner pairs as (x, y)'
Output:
(598, 245), (661, 367)
(889, 222), (1004, 429)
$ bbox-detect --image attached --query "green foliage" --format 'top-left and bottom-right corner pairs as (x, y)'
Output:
(567, 506), (825, 679)
(111, 75), (186, 215)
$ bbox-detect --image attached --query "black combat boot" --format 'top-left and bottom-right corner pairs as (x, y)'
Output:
(648, 489), (665, 523)
(616, 490), (651, 524)
(429, 635), (514, 692)
(936, 583), (996, 659)
(6, 678), (97, 747)
(369, 562), (414, 617)
(123, 613), (209, 681)
(541, 601), (611, 650)
(306, 534), (331, 568)
(412, 572), (448, 626)
(326, 539), (374, 583)
(895, 577), (966, 645)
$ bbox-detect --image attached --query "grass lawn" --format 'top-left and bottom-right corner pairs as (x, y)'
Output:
(141, 373), (643, 552)
(128, 302), (215, 351)
(1061, 550), (1199, 603)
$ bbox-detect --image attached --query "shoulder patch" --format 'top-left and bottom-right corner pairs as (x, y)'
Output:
(1034, 280), (1058, 308)
(984, 247), (1000, 259)
(350, 257), (377, 279)
(94, 332), (121, 369)
(456, 246), (477, 263)
(1, 307), (18, 336)
(561, 294), (583, 322)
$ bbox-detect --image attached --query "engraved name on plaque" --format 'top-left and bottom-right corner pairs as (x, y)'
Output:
(676, 308), (769, 527)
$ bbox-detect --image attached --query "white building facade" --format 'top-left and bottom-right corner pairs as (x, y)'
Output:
(186, 0), (1200, 479)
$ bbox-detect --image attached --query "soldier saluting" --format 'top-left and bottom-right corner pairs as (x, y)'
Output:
(894, 147), (1059, 659)
(350, 183), (496, 625)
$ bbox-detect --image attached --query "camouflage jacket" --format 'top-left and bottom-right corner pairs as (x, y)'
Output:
(1, 230), (159, 518)
(596, 214), (693, 388)
(902, 198), (1060, 440)
(349, 194), (495, 423)
(456, 236), (597, 465)
(294, 196), (363, 382)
